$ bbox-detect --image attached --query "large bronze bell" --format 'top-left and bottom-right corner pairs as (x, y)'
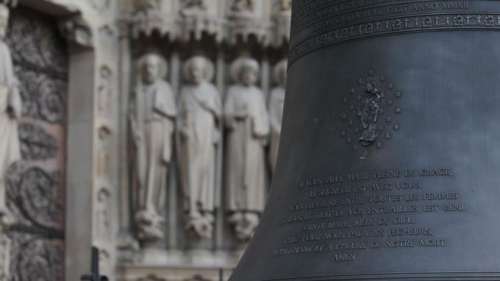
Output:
(230, 1), (500, 280)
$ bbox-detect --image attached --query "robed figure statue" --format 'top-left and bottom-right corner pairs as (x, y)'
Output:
(177, 55), (221, 239)
(224, 57), (270, 241)
(130, 52), (176, 243)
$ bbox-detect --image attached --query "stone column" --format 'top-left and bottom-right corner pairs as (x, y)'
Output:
(59, 1), (120, 280)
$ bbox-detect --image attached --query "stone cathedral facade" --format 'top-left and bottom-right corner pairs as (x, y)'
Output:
(0, 1), (290, 281)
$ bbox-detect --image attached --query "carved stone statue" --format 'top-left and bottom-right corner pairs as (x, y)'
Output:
(177, 56), (221, 239)
(0, 3), (20, 225)
(269, 59), (287, 174)
(224, 57), (269, 241)
(130, 52), (176, 243)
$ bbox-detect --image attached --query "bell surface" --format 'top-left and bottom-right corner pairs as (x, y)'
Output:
(230, 1), (500, 280)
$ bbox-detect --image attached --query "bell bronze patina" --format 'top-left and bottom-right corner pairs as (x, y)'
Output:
(230, 1), (500, 280)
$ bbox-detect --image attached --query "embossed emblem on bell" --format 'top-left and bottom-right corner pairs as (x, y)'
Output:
(339, 69), (402, 159)
(230, 1), (500, 281)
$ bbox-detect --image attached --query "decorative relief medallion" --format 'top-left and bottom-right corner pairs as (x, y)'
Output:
(6, 164), (64, 231)
(9, 235), (64, 281)
(338, 69), (402, 159)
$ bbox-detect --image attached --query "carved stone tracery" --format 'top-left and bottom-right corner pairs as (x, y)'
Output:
(130, 0), (178, 39)
(227, 0), (271, 44)
(179, 0), (225, 42)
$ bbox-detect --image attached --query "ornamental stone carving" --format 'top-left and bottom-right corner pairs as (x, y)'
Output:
(58, 16), (93, 48)
(177, 55), (221, 240)
(95, 187), (112, 242)
(227, 0), (271, 44)
(130, 52), (176, 244)
(224, 57), (269, 241)
(6, 5), (72, 281)
(269, 59), (287, 174)
(11, 237), (64, 281)
(0, 234), (8, 280)
(179, 0), (225, 42)
(98, 65), (113, 119)
(230, 0), (255, 16)
(130, 0), (179, 39)
(0, 2), (20, 226)
(18, 123), (58, 162)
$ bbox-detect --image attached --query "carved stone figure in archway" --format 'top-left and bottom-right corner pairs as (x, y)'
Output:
(269, 59), (287, 174)
(224, 57), (269, 241)
(177, 55), (221, 239)
(130, 52), (176, 243)
(0, 3), (21, 226)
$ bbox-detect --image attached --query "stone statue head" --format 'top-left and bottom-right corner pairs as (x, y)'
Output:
(273, 59), (287, 87)
(231, 57), (259, 87)
(0, 4), (9, 40)
(137, 52), (168, 85)
(183, 55), (214, 85)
